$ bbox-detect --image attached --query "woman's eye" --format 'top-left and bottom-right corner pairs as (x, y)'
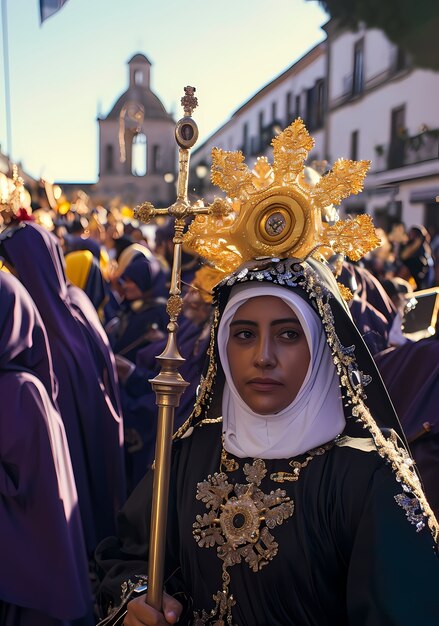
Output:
(280, 329), (299, 340)
(234, 330), (254, 340)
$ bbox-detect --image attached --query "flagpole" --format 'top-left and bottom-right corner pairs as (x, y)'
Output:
(1, 0), (12, 159)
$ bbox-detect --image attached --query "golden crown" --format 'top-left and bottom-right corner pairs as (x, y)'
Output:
(184, 119), (380, 279)
(0, 165), (26, 215)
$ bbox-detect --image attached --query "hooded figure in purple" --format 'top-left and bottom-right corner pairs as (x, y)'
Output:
(375, 337), (439, 518)
(106, 252), (168, 363)
(343, 261), (396, 324)
(339, 261), (393, 355)
(0, 271), (94, 625)
(0, 222), (126, 555)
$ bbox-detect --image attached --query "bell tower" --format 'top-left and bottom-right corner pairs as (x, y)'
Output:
(96, 53), (176, 207)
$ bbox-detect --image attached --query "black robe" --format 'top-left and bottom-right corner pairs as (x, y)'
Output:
(96, 421), (439, 626)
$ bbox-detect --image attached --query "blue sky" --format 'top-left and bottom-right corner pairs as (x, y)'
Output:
(1, 0), (328, 182)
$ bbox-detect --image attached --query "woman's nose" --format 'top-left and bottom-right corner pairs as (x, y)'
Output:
(254, 334), (276, 368)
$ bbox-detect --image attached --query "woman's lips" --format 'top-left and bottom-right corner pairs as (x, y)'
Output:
(247, 378), (282, 391)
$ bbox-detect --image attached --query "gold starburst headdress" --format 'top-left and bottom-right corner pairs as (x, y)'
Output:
(184, 118), (380, 293)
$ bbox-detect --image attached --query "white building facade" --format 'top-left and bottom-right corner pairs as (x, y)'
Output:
(190, 20), (439, 232)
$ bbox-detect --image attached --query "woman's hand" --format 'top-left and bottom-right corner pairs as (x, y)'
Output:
(124, 591), (183, 625)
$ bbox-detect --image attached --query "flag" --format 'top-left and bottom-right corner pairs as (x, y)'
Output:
(40, 0), (69, 23)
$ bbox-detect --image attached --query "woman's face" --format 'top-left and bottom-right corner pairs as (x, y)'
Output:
(226, 296), (310, 415)
(121, 277), (143, 301)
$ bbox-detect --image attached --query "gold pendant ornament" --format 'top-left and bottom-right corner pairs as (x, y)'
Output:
(192, 457), (293, 624)
(192, 442), (334, 624)
(193, 458), (294, 570)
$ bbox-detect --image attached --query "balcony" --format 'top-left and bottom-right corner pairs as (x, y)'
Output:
(373, 128), (439, 171)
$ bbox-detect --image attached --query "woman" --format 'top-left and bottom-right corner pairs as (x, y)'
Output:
(0, 271), (94, 625)
(96, 257), (439, 626)
(95, 120), (439, 624)
(0, 222), (125, 556)
(106, 249), (168, 362)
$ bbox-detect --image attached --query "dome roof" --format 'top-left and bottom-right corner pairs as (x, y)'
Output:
(105, 86), (173, 121)
(128, 53), (151, 65)
(104, 52), (173, 122)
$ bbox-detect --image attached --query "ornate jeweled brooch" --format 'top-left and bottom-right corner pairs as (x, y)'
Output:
(193, 458), (294, 572)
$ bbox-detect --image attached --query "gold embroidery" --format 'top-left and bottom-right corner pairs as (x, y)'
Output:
(193, 441), (333, 623)
(173, 306), (220, 440)
(300, 264), (439, 543)
(270, 442), (334, 483)
(220, 435), (239, 472)
(196, 417), (224, 428)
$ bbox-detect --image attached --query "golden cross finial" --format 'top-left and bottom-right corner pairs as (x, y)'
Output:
(134, 86), (211, 322)
(181, 85), (198, 117)
(133, 88), (227, 612)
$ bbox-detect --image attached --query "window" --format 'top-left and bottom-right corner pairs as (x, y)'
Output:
(271, 101), (277, 121)
(134, 70), (144, 86)
(305, 88), (314, 128)
(388, 105), (406, 169)
(295, 94), (301, 118)
(131, 133), (147, 176)
(350, 130), (359, 161)
(242, 122), (249, 154)
(352, 39), (364, 96)
(250, 136), (260, 155)
(305, 80), (325, 131)
(105, 144), (114, 172)
(315, 80), (325, 128)
(393, 47), (408, 73)
(390, 106), (406, 143)
(258, 111), (264, 149)
(152, 145), (161, 173)
(286, 92), (293, 123)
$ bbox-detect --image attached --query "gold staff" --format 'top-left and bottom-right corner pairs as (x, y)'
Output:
(134, 86), (219, 611)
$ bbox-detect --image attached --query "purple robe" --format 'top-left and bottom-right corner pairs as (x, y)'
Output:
(105, 248), (169, 361)
(64, 233), (102, 259)
(375, 338), (439, 517)
(1, 223), (126, 554)
(348, 296), (390, 355)
(0, 272), (93, 625)
(341, 262), (396, 324)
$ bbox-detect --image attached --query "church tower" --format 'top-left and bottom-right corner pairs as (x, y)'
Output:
(96, 54), (176, 207)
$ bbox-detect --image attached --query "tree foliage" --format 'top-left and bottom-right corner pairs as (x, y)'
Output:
(313, 0), (439, 71)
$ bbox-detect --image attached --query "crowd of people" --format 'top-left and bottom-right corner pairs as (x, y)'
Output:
(1, 168), (439, 624)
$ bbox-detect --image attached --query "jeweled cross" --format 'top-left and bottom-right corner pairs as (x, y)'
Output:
(133, 87), (225, 613)
(134, 86), (211, 324)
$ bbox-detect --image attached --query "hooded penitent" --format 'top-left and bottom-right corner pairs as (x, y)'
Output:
(65, 249), (107, 310)
(0, 222), (125, 555)
(0, 271), (94, 625)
